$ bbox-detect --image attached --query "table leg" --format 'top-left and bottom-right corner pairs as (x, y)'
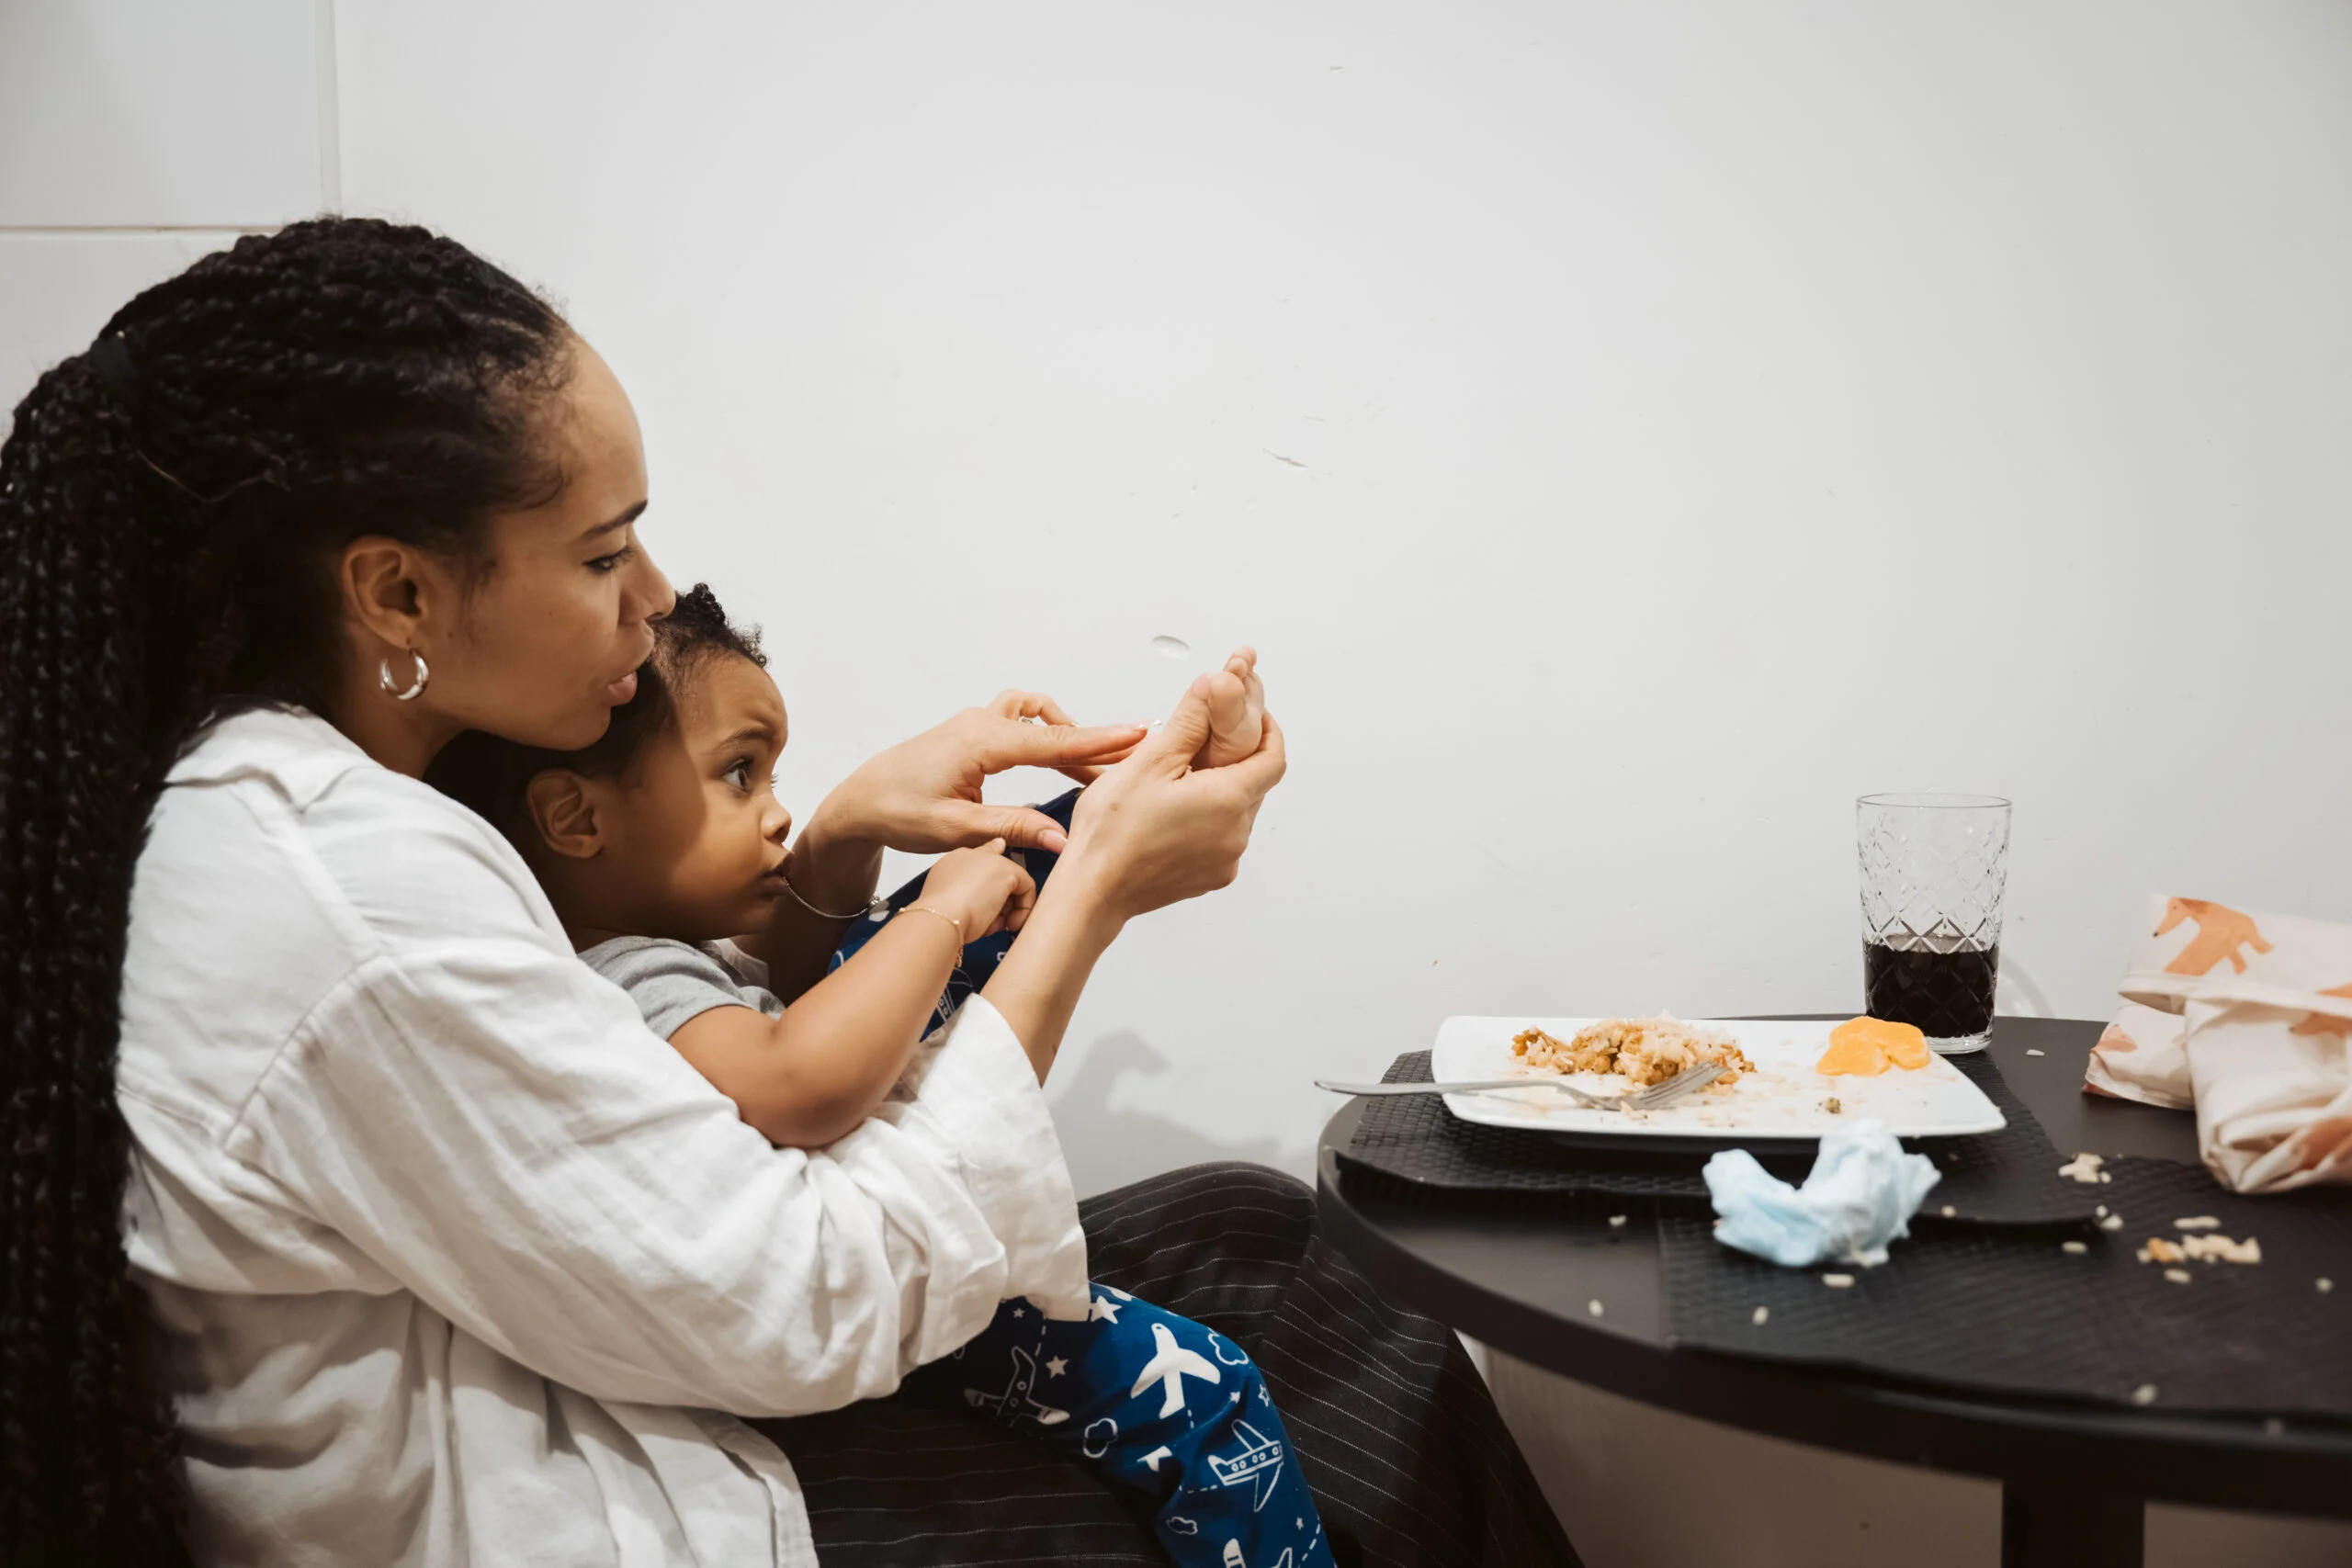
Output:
(2000, 1483), (2143, 1568)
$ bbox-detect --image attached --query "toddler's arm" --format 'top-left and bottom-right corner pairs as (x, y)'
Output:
(673, 843), (1034, 1146)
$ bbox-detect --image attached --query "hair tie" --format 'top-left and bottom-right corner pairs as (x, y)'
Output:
(85, 335), (139, 401)
(80, 334), (281, 506)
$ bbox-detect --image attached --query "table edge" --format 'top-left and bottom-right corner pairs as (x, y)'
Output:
(1316, 1048), (2352, 1519)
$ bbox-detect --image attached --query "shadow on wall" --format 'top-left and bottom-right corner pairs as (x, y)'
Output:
(1049, 1030), (1306, 1198)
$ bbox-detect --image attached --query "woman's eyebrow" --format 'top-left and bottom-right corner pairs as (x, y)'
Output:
(581, 500), (648, 541)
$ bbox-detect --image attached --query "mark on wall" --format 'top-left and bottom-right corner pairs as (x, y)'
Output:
(1151, 635), (1192, 659)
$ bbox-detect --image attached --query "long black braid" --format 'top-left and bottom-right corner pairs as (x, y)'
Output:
(0, 218), (573, 1563)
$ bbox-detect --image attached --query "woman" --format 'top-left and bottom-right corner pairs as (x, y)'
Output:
(0, 220), (1572, 1566)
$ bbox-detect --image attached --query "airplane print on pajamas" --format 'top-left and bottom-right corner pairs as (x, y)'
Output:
(900, 1283), (1333, 1568)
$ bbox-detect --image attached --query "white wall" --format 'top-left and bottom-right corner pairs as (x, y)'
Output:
(6, 2), (2352, 1200)
(0, 0), (322, 396)
(13, 8), (2352, 1563)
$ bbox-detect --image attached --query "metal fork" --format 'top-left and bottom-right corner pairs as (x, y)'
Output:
(1314, 1061), (1726, 1112)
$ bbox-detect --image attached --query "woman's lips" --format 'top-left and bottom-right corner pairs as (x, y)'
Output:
(602, 671), (639, 705)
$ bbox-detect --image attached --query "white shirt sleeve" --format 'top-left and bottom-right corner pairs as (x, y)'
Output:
(206, 763), (1090, 1418)
(242, 934), (1087, 1416)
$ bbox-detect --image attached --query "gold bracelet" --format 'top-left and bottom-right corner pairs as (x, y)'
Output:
(896, 904), (965, 946)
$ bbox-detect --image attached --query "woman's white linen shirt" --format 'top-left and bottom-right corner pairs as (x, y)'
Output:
(115, 708), (1090, 1565)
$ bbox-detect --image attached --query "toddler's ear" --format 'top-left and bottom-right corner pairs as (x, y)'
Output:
(524, 770), (604, 859)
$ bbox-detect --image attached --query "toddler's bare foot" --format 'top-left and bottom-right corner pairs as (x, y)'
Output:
(1192, 648), (1265, 770)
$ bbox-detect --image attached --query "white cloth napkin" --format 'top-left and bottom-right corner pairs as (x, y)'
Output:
(2090, 896), (2352, 1193)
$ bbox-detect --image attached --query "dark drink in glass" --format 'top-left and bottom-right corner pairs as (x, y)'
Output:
(1857, 794), (2010, 1055)
(1863, 931), (1999, 1042)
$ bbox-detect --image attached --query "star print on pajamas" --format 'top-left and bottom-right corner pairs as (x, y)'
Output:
(827, 795), (1329, 1564)
(899, 1283), (1333, 1568)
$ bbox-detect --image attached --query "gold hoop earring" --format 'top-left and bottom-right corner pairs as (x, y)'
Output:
(379, 649), (430, 702)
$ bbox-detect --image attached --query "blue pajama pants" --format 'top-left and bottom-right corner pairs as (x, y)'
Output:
(831, 790), (1081, 1032)
(900, 1285), (1333, 1568)
(846, 792), (1330, 1563)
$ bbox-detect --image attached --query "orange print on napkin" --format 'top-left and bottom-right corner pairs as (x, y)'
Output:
(2084, 1003), (2191, 1110)
(2293, 1117), (2352, 1175)
(2290, 983), (2352, 1038)
(2106, 895), (2352, 1190)
(2158, 898), (2274, 977)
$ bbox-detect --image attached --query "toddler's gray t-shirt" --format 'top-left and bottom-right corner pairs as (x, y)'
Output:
(582, 936), (783, 1040)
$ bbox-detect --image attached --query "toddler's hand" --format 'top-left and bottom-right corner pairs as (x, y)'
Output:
(912, 840), (1037, 942)
(1190, 648), (1267, 771)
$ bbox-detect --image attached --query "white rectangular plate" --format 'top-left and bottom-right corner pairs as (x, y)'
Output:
(1431, 1017), (2007, 1143)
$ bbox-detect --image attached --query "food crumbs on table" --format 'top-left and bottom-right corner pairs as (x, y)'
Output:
(2322, 1278), (2335, 1293)
(1939, 1204), (1956, 1218)
(2181, 1234), (2261, 1265)
(2174, 1216), (2222, 1231)
(1588, 1299), (1604, 1318)
(2164, 1269), (2193, 1284)
(2132, 1384), (2158, 1406)
(2143, 1237), (2186, 1264)
(1609, 1214), (1628, 1228)
(2026, 1048), (2045, 1056)
(1822, 1097), (1844, 1114)
(2096, 1204), (2109, 1216)
(1752, 1306), (1770, 1325)
(2062, 1241), (2088, 1255)
(1822, 1273), (1856, 1289)
(2099, 1214), (2125, 1231)
(2057, 1152), (2107, 1184)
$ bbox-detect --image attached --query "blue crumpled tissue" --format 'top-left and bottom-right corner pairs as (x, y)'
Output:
(1702, 1120), (1941, 1269)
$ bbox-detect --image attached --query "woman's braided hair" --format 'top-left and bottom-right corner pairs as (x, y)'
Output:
(0, 218), (573, 1562)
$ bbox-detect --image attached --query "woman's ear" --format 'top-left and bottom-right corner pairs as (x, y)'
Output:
(339, 537), (432, 657)
(525, 770), (605, 859)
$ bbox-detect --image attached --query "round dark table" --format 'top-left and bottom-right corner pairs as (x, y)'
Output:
(1314, 1016), (2352, 1568)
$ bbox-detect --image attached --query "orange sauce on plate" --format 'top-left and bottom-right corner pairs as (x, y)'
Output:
(1815, 1016), (1930, 1076)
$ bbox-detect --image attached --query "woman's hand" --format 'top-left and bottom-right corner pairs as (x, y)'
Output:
(912, 840), (1038, 941)
(980, 676), (1286, 1080)
(806, 691), (1145, 858)
(1058, 677), (1288, 923)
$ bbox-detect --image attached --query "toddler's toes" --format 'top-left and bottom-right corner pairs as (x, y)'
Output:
(1193, 668), (1261, 770)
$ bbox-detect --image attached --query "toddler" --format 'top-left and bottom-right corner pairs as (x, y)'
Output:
(434, 586), (1316, 1568)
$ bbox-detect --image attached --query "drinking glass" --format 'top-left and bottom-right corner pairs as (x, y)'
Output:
(1857, 793), (2011, 1054)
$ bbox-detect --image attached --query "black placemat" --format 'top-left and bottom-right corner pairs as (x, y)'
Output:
(1336, 1050), (2098, 1225)
(1658, 1155), (2352, 1418)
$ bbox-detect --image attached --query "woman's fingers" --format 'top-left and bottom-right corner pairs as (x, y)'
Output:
(1219, 708), (1287, 799)
(978, 718), (1147, 774)
(989, 689), (1068, 722)
(1132, 679), (1216, 775)
(985, 692), (1122, 784)
(979, 693), (1143, 776)
(936, 799), (1073, 853)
